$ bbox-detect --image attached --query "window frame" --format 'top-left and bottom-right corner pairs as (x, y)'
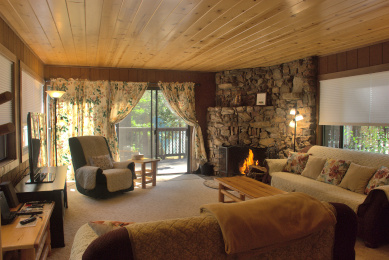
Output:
(0, 43), (18, 173)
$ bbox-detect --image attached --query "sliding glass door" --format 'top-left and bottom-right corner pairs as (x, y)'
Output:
(117, 88), (189, 174)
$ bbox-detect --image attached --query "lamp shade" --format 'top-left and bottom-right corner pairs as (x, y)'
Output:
(46, 90), (65, 99)
(290, 108), (296, 115)
(289, 120), (295, 128)
(295, 113), (304, 121)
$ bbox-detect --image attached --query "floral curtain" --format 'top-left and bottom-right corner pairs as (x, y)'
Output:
(49, 78), (110, 176)
(158, 82), (207, 164)
(108, 81), (148, 160)
(30, 112), (47, 167)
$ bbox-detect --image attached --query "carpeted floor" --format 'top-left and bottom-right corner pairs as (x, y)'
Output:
(48, 174), (219, 259)
(48, 174), (389, 259)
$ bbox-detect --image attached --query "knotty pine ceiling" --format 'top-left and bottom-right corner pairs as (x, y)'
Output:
(1, 0), (389, 72)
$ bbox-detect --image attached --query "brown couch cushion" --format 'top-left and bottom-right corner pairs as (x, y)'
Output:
(83, 227), (132, 260)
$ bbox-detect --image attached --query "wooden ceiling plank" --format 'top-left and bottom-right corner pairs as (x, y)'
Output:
(109, 0), (179, 67)
(150, 0), (333, 70)
(103, 0), (143, 67)
(66, 0), (87, 65)
(122, 0), (204, 67)
(162, 0), (311, 70)
(183, 0), (386, 71)
(11, 0), (57, 60)
(108, 0), (163, 68)
(118, 0), (224, 68)
(29, 0), (69, 64)
(95, 0), (123, 66)
(85, 0), (104, 66)
(211, 20), (389, 71)
(137, 0), (251, 69)
(46, 0), (78, 65)
(167, 0), (369, 70)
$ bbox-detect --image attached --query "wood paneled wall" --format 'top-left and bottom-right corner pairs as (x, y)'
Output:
(44, 66), (216, 156)
(0, 17), (44, 78)
(319, 40), (389, 76)
(0, 16), (45, 185)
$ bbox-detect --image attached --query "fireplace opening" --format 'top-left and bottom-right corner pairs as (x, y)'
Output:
(219, 146), (268, 177)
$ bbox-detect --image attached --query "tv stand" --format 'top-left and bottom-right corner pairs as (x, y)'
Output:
(14, 165), (68, 248)
(25, 171), (56, 184)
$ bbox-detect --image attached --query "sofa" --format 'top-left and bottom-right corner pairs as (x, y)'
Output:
(266, 145), (389, 248)
(70, 192), (357, 260)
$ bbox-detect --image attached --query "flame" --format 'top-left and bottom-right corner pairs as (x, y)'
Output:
(239, 149), (258, 174)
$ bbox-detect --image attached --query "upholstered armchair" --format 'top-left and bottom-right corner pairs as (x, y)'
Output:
(69, 136), (136, 198)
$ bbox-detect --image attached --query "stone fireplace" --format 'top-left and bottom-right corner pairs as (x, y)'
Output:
(207, 57), (318, 176)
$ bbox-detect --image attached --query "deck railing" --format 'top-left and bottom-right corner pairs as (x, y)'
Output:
(118, 127), (187, 160)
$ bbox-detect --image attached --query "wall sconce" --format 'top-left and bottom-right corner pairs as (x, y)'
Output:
(289, 106), (303, 152)
(46, 90), (66, 166)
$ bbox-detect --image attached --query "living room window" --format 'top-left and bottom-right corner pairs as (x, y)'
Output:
(320, 71), (389, 154)
(20, 64), (44, 154)
(323, 125), (389, 154)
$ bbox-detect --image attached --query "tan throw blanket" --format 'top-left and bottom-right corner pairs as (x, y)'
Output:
(103, 168), (133, 192)
(75, 166), (100, 190)
(75, 166), (133, 192)
(200, 192), (337, 255)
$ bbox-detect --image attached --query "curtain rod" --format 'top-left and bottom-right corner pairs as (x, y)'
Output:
(46, 79), (200, 87)
(148, 82), (200, 87)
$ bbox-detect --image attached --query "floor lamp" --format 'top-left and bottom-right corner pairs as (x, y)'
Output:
(289, 106), (303, 152)
(46, 90), (65, 166)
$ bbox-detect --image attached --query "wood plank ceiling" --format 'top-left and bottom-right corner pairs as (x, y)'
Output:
(0, 0), (388, 72)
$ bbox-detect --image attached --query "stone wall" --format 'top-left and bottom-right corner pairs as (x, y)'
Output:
(207, 57), (318, 175)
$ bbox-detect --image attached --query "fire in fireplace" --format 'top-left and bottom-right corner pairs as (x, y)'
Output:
(219, 146), (267, 177)
(239, 149), (258, 174)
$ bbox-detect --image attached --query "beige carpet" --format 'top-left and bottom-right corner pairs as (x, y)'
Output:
(48, 174), (389, 259)
(48, 174), (219, 259)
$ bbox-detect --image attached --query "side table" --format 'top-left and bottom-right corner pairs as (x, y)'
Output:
(2, 202), (54, 260)
(130, 158), (160, 189)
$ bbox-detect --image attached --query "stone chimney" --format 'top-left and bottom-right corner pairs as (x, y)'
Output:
(207, 57), (317, 175)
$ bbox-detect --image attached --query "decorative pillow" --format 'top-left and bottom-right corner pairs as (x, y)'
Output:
(301, 156), (327, 179)
(316, 159), (351, 185)
(283, 153), (310, 174)
(339, 163), (376, 194)
(365, 166), (389, 194)
(89, 154), (113, 170)
(88, 220), (134, 236)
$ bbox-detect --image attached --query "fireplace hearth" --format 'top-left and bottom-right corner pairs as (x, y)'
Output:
(219, 146), (268, 177)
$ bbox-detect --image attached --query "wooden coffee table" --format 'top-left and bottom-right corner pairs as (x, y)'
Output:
(215, 176), (286, 203)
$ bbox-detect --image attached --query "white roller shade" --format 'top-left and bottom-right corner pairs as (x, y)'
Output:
(320, 71), (389, 126)
(0, 53), (13, 125)
(21, 69), (44, 147)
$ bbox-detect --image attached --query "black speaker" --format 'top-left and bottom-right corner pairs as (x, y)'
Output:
(0, 181), (19, 208)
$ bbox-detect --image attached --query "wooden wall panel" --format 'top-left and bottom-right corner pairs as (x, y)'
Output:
(44, 65), (216, 156)
(319, 40), (389, 76)
(346, 50), (358, 70)
(370, 44), (383, 66)
(357, 47), (370, 68)
(383, 42), (389, 64)
(0, 16), (45, 184)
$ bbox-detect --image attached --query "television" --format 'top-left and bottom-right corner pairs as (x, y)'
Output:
(26, 112), (56, 184)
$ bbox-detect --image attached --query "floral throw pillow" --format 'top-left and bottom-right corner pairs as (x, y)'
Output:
(365, 166), (389, 194)
(88, 220), (135, 236)
(283, 152), (310, 174)
(316, 159), (351, 185)
(89, 154), (113, 170)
